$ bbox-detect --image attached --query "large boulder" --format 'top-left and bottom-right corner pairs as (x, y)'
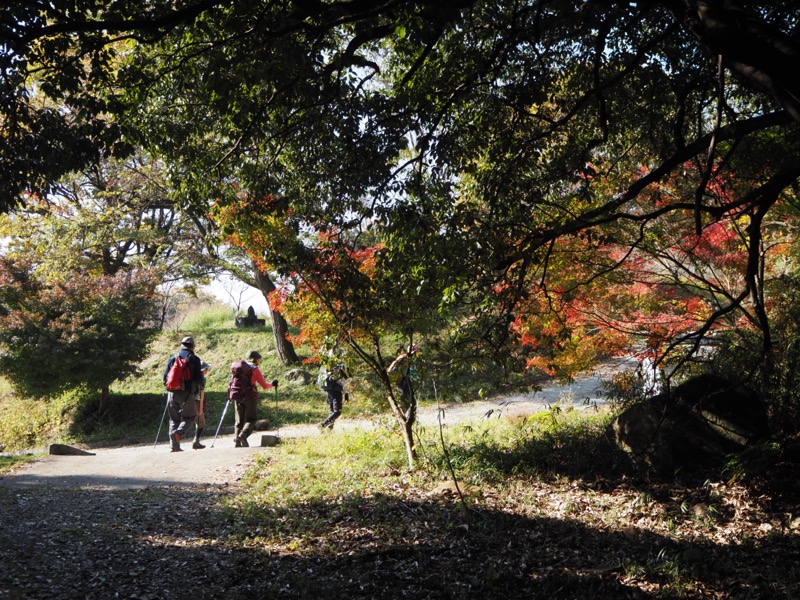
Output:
(284, 368), (313, 385)
(607, 373), (770, 474)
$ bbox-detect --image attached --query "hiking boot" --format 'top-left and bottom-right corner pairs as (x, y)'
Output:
(169, 431), (182, 452)
(192, 428), (205, 449)
(234, 438), (242, 448)
(237, 436), (249, 448)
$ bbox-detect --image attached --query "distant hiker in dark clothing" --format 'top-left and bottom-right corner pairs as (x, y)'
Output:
(191, 361), (211, 450)
(319, 365), (349, 431)
(163, 336), (204, 452)
(228, 350), (277, 447)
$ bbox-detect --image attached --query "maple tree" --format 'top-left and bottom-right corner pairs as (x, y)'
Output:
(0, 257), (158, 413)
(508, 156), (800, 380)
(214, 193), (454, 468)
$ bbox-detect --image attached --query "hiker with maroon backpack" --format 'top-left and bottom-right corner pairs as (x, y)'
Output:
(163, 336), (204, 452)
(228, 350), (278, 447)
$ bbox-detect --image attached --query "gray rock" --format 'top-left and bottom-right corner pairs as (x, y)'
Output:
(607, 374), (770, 474)
(284, 368), (313, 385)
(48, 444), (96, 456)
(253, 419), (271, 431)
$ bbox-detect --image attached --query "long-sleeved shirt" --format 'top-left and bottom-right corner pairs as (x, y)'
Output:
(249, 363), (274, 390)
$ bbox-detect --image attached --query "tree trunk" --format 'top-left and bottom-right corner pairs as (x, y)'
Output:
(386, 390), (417, 470)
(252, 261), (299, 365)
(401, 411), (417, 471)
(99, 384), (110, 415)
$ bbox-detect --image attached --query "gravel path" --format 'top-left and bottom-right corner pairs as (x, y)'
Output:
(4, 357), (794, 600)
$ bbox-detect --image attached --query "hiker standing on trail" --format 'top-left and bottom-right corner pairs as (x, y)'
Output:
(319, 364), (349, 431)
(163, 337), (204, 452)
(228, 350), (278, 447)
(190, 361), (211, 450)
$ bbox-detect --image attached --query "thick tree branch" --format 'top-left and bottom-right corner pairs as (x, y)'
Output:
(663, 0), (800, 120)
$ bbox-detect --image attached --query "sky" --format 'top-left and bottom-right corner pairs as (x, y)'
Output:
(203, 273), (271, 316)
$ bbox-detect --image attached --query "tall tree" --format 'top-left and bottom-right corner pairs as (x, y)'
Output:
(252, 261), (299, 365)
(0, 151), (217, 327)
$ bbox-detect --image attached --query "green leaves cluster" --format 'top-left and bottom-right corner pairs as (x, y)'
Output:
(0, 258), (158, 400)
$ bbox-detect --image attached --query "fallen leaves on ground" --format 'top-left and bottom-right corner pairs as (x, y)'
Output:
(0, 470), (796, 599)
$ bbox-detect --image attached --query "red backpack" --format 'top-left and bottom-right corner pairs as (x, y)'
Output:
(228, 360), (256, 401)
(165, 355), (192, 392)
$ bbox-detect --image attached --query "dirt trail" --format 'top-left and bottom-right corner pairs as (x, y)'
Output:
(0, 357), (635, 491)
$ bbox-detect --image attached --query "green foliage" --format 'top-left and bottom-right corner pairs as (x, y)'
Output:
(0, 454), (38, 475)
(0, 385), (84, 452)
(0, 153), (211, 281)
(0, 259), (159, 400)
(417, 409), (621, 484)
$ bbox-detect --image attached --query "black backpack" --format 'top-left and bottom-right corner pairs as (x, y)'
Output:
(228, 360), (255, 401)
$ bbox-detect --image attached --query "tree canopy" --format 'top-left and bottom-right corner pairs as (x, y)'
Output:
(3, 1), (800, 394)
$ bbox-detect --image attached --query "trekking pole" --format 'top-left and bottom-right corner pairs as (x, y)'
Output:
(274, 385), (280, 439)
(211, 398), (231, 448)
(153, 393), (170, 450)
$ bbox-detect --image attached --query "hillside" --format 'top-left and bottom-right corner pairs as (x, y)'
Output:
(0, 304), (337, 451)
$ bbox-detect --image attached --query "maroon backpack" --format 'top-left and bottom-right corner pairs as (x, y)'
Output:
(228, 360), (256, 401)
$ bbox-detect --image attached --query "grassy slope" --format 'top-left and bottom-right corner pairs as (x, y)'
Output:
(0, 304), (364, 451)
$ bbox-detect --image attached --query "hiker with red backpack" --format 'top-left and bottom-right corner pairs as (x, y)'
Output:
(228, 350), (278, 447)
(163, 336), (204, 452)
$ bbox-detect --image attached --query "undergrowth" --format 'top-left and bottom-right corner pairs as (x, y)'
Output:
(215, 410), (798, 599)
(0, 453), (37, 474)
(227, 409), (621, 538)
